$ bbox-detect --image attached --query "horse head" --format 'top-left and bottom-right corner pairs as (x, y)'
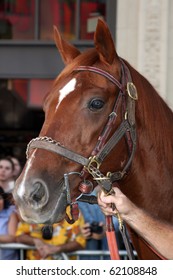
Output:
(13, 19), (137, 224)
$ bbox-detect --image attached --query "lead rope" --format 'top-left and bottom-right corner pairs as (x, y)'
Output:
(105, 215), (120, 260)
(106, 188), (136, 260)
(106, 211), (136, 260)
(77, 192), (135, 260)
(78, 194), (121, 260)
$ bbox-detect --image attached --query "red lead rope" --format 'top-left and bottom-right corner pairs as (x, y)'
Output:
(106, 214), (166, 260)
(106, 215), (120, 260)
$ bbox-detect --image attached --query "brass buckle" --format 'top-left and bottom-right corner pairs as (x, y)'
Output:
(86, 156), (101, 173)
(127, 82), (138, 100)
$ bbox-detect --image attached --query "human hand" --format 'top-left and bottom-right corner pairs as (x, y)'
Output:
(81, 222), (105, 240)
(37, 243), (61, 259)
(97, 187), (136, 220)
(34, 238), (45, 249)
(81, 223), (92, 239)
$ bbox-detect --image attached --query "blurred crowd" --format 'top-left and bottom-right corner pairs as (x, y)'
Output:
(0, 156), (124, 260)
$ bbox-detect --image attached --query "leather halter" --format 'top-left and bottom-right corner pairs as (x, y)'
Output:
(26, 59), (137, 196)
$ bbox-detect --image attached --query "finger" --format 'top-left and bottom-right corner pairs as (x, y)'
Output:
(84, 222), (90, 228)
(97, 191), (108, 208)
(112, 186), (122, 195)
(101, 195), (116, 204)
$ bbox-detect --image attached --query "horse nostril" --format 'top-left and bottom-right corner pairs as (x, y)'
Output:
(31, 181), (47, 203)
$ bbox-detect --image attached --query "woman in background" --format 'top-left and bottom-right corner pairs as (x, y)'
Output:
(0, 186), (19, 259)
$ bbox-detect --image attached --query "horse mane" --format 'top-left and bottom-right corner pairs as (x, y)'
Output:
(125, 60), (173, 166)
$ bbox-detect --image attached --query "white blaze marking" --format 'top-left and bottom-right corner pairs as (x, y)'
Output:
(17, 150), (36, 198)
(56, 78), (77, 110)
(18, 79), (77, 197)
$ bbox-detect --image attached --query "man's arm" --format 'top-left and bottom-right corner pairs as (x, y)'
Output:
(98, 187), (173, 260)
(124, 206), (173, 259)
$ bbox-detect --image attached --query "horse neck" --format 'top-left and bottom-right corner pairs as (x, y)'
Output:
(121, 65), (173, 221)
(132, 65), (173, 166)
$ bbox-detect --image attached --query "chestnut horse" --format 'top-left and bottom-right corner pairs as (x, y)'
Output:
(13, 19), (173, 260)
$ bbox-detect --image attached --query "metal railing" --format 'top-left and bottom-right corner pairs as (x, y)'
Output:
(0, 243), (137, 260)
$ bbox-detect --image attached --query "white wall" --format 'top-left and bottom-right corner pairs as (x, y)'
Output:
(116, 0), (173, 109)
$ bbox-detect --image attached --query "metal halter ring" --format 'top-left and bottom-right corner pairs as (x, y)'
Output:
(127, 82), (138, 100)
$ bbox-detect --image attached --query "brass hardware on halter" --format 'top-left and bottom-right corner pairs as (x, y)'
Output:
(84, 156), (112, 192)
(106, 171), (112, 178)
(85, 156), (101, 173)
(124, 111), (128, 120)
(126, 82), (138, 100)
(116, 212), (123, 230)
(93, 177), (110, 181)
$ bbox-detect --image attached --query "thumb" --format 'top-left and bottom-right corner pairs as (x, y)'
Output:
(112, 186), (122, 195)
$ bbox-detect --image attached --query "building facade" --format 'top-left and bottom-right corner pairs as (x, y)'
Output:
(116, 0), (173, 109)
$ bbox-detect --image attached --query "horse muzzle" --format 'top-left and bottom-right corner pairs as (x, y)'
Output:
(13, 178), (67, 224)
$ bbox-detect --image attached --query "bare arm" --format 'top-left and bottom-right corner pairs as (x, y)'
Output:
(98, 187), (173, 260)
(16, 232), (83, 259)
(0, 235), (16, 243)
(56, 240), (83, 253)
(36, 240), (83, 259)
(16, 234), (44, 246)
(127, 207), (173, 260)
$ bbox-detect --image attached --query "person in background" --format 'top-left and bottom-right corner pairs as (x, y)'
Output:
(9, 156), (22, 180)
(0, 157), (15, 193)
(6, 156), (22, 194)
(78, 186), (124, 260)
(15, 207), (86, 260)
(0, 186), (19, 260)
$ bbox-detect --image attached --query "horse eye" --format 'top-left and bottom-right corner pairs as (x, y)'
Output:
(88, 99), (105, 111)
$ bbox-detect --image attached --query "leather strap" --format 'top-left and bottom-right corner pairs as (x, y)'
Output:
(27, 137), (89, 167)
(96, 120), (130, 163)
(119, 224), (136, 260)
(75, 66), (123, 90)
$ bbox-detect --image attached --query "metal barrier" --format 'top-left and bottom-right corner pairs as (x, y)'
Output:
(0, 243), (137, 260)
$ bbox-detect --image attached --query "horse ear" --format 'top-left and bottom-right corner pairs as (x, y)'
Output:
(53, 26), (81, 64)
(94, 18), (118, 65)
